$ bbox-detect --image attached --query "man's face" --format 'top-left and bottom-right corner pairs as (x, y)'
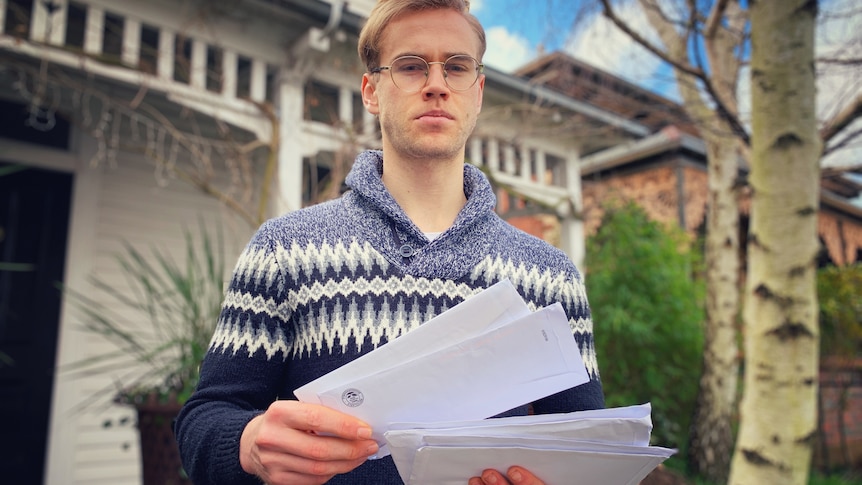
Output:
(362, 8), (485, 162)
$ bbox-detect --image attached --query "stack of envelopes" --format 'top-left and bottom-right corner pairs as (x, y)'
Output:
(294, 280), (676, 484)
(384, 404), (675, 484)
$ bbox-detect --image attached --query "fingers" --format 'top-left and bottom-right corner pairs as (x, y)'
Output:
(469, 466), (545, 485)
(269, 400), (374, 440)
(240, 401), (379, 485)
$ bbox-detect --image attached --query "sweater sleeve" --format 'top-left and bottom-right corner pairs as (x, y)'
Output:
(174, 230), (290, 485)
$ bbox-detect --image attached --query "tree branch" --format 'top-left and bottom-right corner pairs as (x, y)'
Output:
(621, 0), (751, 145)
(704, 0), (730, 40)
(820, 93), (862, 144)
(817, 56), (862, 66)
(599, 0), (704, 78)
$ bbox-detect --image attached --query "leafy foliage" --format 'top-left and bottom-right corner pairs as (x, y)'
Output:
(586, 202), (705, 448)
(62, 221), (227, 408)
(817, 263), (862, 358)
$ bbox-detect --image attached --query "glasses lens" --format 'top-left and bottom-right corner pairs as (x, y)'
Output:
(443, 56), (479, 90)
(390, 56), (429, 93)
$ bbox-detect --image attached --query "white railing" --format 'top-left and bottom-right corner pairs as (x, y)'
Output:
(0, 0), (276, 138)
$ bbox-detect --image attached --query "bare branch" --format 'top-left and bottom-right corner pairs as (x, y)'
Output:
(820, 93), (862, 143)
(599, 0), (704, 78)
(817, 56), (862, 66)
(631, 0), (751, 145)
(704, 0), (730, 40)
(822, 127), (862, 157)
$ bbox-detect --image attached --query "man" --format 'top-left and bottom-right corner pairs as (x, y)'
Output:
(174, 1), (604, 484)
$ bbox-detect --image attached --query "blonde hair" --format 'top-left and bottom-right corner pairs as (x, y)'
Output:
(358, 0), (487, 71)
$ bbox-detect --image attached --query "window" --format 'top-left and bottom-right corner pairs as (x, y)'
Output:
(102, 12), (124, 59)
(352, 92), (365, 134)
(206, 45), (222, 92)
(174, 36), (192, 84)
(545, 152), (567, 187)
(64, 1), (86, 49)
(236, 55), (252, 99)
(139, 24), (159, 75)
(265, 65), (277, 103)
(304, 80), (339, 125)
(4, 0), (33, 39)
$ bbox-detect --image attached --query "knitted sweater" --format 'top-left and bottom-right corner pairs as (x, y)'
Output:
(174, 150), (604, 485)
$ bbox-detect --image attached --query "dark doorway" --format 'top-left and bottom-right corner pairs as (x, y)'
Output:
(0, 161), (72, 485)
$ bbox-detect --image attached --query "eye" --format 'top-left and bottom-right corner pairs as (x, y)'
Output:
(393, 58), (427, 74)
(445, 58), (474, 75)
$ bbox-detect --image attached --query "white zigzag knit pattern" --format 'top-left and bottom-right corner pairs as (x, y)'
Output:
(210, 241), (600, 376)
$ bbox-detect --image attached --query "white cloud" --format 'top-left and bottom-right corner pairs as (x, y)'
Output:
(562, 2), (663, 88)
(482, 26), (533, 73)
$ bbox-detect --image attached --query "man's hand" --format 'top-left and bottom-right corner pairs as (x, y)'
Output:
(468, 466), (546, 485)
(239, 400), (379, 485)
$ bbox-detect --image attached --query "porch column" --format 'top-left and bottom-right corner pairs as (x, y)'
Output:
(275, 69), (306, 215)
(559, 148), (585, 268)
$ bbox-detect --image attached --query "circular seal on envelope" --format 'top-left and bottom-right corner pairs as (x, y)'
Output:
(341, 388), (364, 407)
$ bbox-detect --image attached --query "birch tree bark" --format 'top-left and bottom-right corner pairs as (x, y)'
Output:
(637, 2), (746, 481)
(728, 0), (821, 483)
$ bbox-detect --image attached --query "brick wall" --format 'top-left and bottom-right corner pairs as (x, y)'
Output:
(815, 357), (862, 471)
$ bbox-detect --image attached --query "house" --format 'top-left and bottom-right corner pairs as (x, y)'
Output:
(0, 1), (651, 484)
(515, 50), (862, 472)
(515, 51), (862, 266)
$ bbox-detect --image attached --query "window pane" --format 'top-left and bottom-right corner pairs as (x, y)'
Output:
(174, 36), (192, 84)
(206, 45), (222, 92)
(236, 56), (251, 98)
(64, 1), (86, 49)
(102, 12), (124, 59)
(139, 23), (159, 74)
(5, 0), (33, 39)
(304, 80), (339, 125)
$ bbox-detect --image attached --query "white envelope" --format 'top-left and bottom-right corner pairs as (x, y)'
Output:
(406, 443), (675, 485)
(387, 403), (653, 444)
(312, 303), (589, 447)
(293, 279), (530, 404)
(384, 403), (654, 482)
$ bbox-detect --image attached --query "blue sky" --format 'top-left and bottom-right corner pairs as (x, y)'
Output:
(471, 0), (862, 171)
(471, 0), (676, 98)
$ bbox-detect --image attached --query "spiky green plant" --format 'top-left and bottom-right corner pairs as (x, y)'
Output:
(62, 220), (227, 408)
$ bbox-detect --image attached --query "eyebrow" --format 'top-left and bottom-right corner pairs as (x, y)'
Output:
(388, 51), (473, 61)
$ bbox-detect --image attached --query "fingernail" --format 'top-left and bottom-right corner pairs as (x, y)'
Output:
(357, 427), (372, 439)
(483, 473), (498, 484)
(366, 443), (379, 456)
(510, 470), (523, 483)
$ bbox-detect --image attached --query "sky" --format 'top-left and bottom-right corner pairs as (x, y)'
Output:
(470, 0), (862, 173)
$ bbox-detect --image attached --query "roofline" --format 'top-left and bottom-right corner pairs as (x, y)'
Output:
(580, 126), (705, 175)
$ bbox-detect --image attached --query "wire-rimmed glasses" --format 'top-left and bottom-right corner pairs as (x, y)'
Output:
(370, 55), (484, 93)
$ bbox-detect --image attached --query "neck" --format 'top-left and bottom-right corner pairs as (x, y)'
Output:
(381, 153), (467, 233)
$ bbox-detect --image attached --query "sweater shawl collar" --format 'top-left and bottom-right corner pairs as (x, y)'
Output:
(343, 150), (499, 278)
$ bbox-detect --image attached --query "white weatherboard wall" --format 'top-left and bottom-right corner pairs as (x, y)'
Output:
(44, 127), (256, 485)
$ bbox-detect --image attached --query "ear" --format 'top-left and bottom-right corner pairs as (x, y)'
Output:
(362, 73), (380, 115)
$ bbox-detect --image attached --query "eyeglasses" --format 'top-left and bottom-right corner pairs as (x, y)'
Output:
(370, 55), (484, 93)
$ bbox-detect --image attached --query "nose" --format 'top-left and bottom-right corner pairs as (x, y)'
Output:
(422, 62), (450, 98)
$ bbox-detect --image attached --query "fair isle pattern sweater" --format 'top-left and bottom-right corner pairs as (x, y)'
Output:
(175, 150), (604, 485)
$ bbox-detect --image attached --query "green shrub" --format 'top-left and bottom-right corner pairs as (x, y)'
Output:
(586, 201), (705, 448)
(817, 263), (862, 358)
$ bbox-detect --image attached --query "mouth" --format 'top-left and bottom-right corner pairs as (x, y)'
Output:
(416, 110), (454, 120)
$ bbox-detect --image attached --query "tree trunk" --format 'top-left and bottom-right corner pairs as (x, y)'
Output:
(729, 1), (821, 484)
(688, 133), (741, 484)
(639, 4), (744, 481)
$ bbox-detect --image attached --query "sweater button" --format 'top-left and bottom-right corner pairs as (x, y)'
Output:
(399, 243), (415, 258)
